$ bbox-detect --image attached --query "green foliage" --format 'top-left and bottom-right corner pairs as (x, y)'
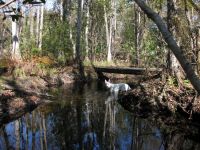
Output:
(42, 15), (73, 65)
(167, 76), (178, 86)
(143, 29), (165, 67)
(121, 5), (135, 54)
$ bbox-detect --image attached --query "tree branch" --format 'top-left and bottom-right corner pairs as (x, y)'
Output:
(0, 0), (16, 9)
(188, 0), (200, 15)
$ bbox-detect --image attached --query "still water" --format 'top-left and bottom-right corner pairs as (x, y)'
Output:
(0, 81), (192, 150)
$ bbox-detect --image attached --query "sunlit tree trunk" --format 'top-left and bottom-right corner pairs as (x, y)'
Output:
(85, 0), (90, 61)
(134, 3), (140, 66)
(36, 6), (40, 47)
(12, 20), (21, 60)
(11, 0), (21, 59)
(60, 0), (64, 21)
(197, 29), (200, 72)
(104, 4), (112, 62)
(29, 8), (34, 37)
(66, 0), (76, 59)
(38, 4), (44, 50)
(167, 0), (181, 75)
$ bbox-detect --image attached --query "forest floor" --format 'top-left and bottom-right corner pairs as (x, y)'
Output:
(0, 63), (200, 126)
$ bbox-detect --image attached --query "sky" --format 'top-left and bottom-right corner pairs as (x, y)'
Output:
(45, 0), (56, 10)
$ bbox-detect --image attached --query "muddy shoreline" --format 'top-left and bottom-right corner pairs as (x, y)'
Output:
(0, 66), (200, 127)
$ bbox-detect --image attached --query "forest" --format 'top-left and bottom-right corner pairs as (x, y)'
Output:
(1, 0), (200, 149)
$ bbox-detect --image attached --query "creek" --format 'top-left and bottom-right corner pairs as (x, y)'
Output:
(0, 81), (199, 150)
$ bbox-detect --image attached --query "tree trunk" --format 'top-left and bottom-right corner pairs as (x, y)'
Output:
(36, 6), (40, 47)
(85, 0), (90, 61)
(29, 8), (34, 37)
(12, 20), (21, 60)
(166, 0), (183, 87)
(60, 0), (64, 21)
(39, 4), (44, 50)
(133, 0), (200, 94)
(67, 0), (76, 59)
(76, 0), (85, 79)
(104, 5), (112, 62)
(134, 4), (140, 66)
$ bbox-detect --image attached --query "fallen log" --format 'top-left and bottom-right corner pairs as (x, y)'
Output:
(94, 67), (162, 75)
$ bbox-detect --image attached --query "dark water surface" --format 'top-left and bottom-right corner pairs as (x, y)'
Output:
(0, 81), (199, 150)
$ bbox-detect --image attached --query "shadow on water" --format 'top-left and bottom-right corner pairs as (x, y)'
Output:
(0, 81), (200, 149)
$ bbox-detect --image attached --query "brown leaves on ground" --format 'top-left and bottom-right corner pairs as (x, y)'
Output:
(120, 79), (198, 117)
(29, 95), (40, 104)
(1, 90), (15, 98)
(9, 98), (25, 109)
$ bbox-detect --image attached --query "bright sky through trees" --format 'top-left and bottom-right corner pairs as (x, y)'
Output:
(45, 0), (55, 9)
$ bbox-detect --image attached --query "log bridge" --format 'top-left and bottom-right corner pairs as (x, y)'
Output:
(93, 66), (162, 80)
(94, 67), (162, 75)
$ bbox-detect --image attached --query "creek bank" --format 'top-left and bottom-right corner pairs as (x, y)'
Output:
(117, 79), (200, 149)
(0, 66), (96, 126)
(118, 79), (200, 125)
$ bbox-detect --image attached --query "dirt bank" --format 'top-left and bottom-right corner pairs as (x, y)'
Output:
(118, 79), (200, 124)
(0, 66), (93, 126)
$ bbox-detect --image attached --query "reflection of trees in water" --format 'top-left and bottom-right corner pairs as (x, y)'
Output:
(1, 82), (200, 149)
(0, 110), (48, 150)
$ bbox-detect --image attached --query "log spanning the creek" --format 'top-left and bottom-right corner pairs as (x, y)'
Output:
(94, 67), (162, 75)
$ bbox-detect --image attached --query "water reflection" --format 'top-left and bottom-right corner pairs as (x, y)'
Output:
(0, 81), (199, 150)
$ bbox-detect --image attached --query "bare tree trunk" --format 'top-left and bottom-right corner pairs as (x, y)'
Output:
(36, 6), (40, 47)
(29, 8), (34, 37)
(133, 0), (200, 94)
(166, 0), (183, 86)
(134, 3), (140, 66)
(85, 0), (90, 61)
(67, 0), (76, 59)
(60, 0), (64, 21)
(12, 20), (21, 60)
(104, 5), (112, 62)
(76, 0), (85, 79)
(39, 4), (44, 50)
